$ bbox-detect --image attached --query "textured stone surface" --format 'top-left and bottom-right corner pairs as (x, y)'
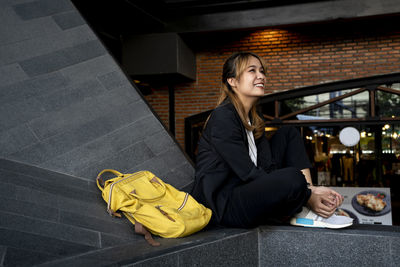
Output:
(19, 40), (106, 76)
(0, 12), (61, 46)
(0, 211), (101, 247)
(98, 70), (131, 90)
(178, 231), (258, 266)
(0, 158), (89, 189)
(36, 79), (107, 113)
(0, 25), (96, 64)
(0, 246), (6, 266)
(0, 124), (38, 157)
(392, 237), (400, 266)
(59, 210), (135, 236)
(1, 0), (193, 186)
(39, 226), (254, 267)
(13, 0), (74, 20)
(0, 97), (46, 129)
(259, 225), (400, 266)
(0, 63), (28, 86)
(0, 228), (95, 258)
(0, 72), (68, 103)
(0, 197), (59, 222)
(0, 169), (98, 203)
(1, 246), (60, 267)
(130, 253), (179, 267)
(53, 10), (85, 30)
(60, 55), (117, 85)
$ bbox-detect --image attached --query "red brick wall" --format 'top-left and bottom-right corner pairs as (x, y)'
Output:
(145, 19), (400, 149)
(144, 85), (170, 128)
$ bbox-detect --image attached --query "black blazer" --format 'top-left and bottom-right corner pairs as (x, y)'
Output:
(191, 101), (276, 223)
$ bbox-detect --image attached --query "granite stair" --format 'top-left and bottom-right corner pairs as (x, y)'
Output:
(0, 158), (141, 266)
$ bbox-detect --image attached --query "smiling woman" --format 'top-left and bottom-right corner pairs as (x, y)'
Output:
(191, 52), (353, 229)
(215, 52), (267, 140)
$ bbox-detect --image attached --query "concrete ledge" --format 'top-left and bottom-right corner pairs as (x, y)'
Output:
(37, 224), (400, 266)
(37, 226), (258, 267)
(259, 225), (400, 266)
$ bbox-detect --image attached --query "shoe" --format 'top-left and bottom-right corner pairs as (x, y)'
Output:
(290, 207), (353, 229)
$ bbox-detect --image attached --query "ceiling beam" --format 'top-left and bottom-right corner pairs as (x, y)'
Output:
(164, 0), (400, 33)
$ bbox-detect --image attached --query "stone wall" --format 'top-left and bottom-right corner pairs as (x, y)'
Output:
(0, 0), (193, 187)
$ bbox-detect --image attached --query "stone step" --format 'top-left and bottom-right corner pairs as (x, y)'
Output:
(1, 245), (60, 267)
(0, 186), (141, 243)
(0, 158), (95, 192)
(36, 226), (256, 267)
(0, 195), (141, 265)
(0, 195), (59, 223)
(0, 211), (101, 248)
(0, 228), (96, 264)
(0, 168), (99, 203)
(0, 179), (111, 224)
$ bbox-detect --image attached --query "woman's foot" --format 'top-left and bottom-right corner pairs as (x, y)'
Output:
(290, 206), (353, 229)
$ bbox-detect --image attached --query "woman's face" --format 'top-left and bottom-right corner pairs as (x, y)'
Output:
(229, 56), (266, 101)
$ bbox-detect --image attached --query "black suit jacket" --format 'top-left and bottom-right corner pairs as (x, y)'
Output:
(191, 101), (276, 223)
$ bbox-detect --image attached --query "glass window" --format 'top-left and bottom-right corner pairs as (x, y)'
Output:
(302, 91), (369, 119)
(282, 88), (369, 119)
(377, 90), (400, 117)
(387, 83), (400, 91)
(300, 124), (400, 188)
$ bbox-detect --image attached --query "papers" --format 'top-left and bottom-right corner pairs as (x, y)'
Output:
(331, 187), (392, 225)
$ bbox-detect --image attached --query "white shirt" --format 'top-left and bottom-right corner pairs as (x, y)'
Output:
(246, 122), (257, 166)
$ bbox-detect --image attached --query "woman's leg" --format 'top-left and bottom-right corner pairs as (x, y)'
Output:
(221, 167), (311, 228)
(269, 126), (312, 170)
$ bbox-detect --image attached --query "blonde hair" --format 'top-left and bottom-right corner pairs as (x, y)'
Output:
(217, 52), (266, 139)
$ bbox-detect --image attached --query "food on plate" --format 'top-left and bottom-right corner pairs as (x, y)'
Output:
(356, 193), (386, 212)
(336, 208), (350, 217)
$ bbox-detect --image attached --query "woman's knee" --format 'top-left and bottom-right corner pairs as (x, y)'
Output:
(272, 126), (302, 149)
(282, 167), (307, 192)
(277, 126), (300, 139)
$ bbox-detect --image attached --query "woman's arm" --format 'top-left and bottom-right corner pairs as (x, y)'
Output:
(208, 106), (263, 182)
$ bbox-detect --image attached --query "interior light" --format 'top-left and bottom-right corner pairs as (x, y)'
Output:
(361, 131), (366, 138)
(384, 124), (390, 130)
(367, 133), (372, 137)
(265, 127), (278, 132)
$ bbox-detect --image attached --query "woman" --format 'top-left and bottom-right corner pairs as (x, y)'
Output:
(191, 52), (353, 229)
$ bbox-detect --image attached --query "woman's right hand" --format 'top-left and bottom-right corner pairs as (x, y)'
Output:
(307, 186), (343, 218)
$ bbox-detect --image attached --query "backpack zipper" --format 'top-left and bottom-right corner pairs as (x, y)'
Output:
(154, 192), (188, 222)
(177, 193), (189, 211)
(107, 171), (144, 215)
(107, 174), (188, 219)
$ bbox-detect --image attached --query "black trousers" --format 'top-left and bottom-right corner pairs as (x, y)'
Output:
(220, 126), (312, 228)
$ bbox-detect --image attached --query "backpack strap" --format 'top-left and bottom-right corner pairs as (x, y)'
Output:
(129, 176), (166, 201)
(135, 222), (160, 247)
(96, 169), (123, 191)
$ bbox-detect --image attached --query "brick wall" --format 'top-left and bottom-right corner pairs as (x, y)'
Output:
(145, 19), (400, 149)
(144, 85), (170, 128)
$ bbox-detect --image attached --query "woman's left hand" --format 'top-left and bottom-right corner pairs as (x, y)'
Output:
(308, 186), (344, 217)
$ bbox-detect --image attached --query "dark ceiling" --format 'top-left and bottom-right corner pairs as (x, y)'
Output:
(71, 0), (400, 62)
(71, 0), (324, 39)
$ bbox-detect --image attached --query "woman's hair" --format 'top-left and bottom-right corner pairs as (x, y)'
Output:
(217, 52), (266, 139)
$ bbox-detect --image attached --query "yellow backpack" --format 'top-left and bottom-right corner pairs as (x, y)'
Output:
(96, 169), (212, 246)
